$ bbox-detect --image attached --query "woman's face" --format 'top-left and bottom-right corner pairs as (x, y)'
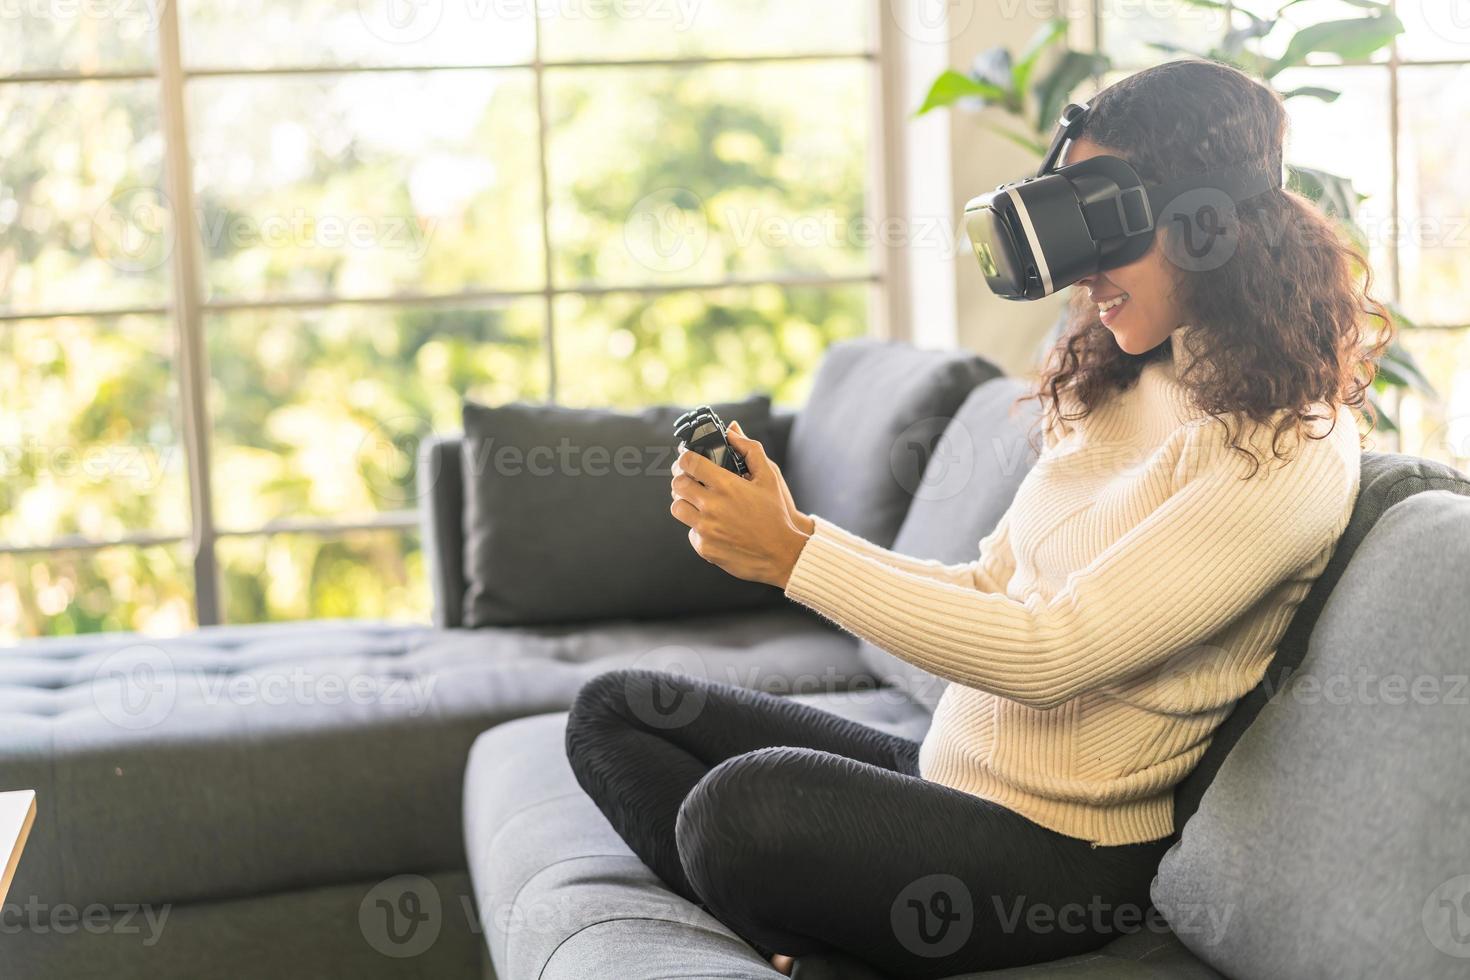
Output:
(1062, 137), (1186, 356)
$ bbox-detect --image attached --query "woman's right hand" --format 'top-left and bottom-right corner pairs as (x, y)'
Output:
(726, 421), (815, 536)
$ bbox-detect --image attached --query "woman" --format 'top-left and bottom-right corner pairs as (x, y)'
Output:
(565, 60), (1386, 978)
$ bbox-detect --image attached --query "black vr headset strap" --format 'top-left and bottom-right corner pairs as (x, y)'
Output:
(1146, 168), (1279, 215)
(1037, 102), (1091, 177)
(1081, 167), (1280, 241)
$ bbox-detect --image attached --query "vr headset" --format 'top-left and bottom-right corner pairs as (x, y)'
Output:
(963, 102), (1279, 300)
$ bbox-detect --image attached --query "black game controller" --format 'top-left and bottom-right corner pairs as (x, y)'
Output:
(673, 405), (749, 478)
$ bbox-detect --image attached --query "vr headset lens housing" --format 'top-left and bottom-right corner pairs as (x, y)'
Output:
(964, 102), (1276, 301)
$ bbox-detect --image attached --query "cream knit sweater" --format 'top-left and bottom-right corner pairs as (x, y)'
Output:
(784, 326), (1361, 845)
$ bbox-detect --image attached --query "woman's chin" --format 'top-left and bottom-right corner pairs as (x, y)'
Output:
(1104, 318), (1158, 356)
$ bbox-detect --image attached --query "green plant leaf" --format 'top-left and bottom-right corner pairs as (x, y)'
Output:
(1013, 19), (1069, 95)
(972, 46), (1015, 91)
(1377, 320), (1438, 398)
(1287, 165), (1365, 222)
(916, 69), (1009, 116)
(1286, 0), (1390, 9)
(1279, 85), (1341, 101)
(980, 121), (1049, 156)
(1366, 387), (1399, 433)
(1032, 50), (1108, 137)
(1222, 17), (1277, 57)
(1145, 40), (1210, 57)
(1267, 11), (1404, 76)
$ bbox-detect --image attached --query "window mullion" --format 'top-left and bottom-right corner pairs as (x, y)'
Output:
(532, 13), (559, 403)
(157, 0), (222, 626)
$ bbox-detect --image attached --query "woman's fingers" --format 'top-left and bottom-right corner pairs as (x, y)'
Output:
(672, 446), (738, 488)
(670, 497), (700, 529)
(670, 473), (710, 509)
(724, 421), (769, 476)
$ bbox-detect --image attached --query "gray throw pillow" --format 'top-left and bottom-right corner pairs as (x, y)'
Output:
(855, 377), (1040, 710)
(459, 395), (781, 627)
(1152, 491), (1470, 980)
(784, 340), (1002, 548)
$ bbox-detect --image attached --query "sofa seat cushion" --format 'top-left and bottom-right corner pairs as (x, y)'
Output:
(1153, 491), (1470, 979)
(0, 608), (861, 912)
(464, 696), (1214, 980)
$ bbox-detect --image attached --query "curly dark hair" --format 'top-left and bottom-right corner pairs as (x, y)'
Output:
(1028, 59), (1390, 474)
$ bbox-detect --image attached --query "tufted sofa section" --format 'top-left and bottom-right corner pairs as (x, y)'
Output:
(0, 611), (864, 977)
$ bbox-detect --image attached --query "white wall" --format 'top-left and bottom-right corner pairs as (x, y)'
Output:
(887, 0), (1074, 377)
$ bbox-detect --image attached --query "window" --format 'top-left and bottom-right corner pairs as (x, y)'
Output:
(1089, 0), (1470, 470)
(1, 1), (890, 639)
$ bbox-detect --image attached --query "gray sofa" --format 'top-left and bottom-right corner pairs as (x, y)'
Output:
(3, 340), (1469, 980)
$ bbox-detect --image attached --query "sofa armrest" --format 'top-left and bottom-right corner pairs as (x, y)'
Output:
(418, 433), (465, 628)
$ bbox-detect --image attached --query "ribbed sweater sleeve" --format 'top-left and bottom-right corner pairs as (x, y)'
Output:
(785, 424), (1356, 710)
(806, 514), (1017, 595)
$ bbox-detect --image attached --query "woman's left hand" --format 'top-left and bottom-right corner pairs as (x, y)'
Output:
(670, 424), (812, 589)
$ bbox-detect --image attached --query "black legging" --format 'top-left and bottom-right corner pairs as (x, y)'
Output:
(565, 669), (1173, 979)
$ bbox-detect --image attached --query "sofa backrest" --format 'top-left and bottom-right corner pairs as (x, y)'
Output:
(1172, 451), (1470, 831)
(1153, 490), (1470, 979)
(855, 376), (1041, 709)
(421, 340), (1001, 629)
(783, 339), (1002, 550)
